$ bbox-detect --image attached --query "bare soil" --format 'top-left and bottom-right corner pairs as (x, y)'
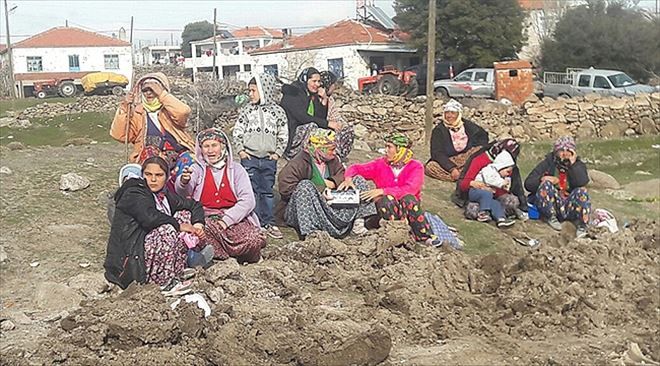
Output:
(0, 143), (658, 366)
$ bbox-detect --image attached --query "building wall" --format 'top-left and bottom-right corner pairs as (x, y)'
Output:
(252, 46), (417, 90)
(12, 46), (133, 82)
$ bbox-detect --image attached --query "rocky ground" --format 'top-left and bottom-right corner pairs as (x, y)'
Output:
(0, 140), (658, 366)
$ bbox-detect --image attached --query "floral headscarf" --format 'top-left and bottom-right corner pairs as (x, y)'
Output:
(441, 99), (464, 130)
(488, 138), (521, 160)
(384, 133), (413, 168)
(197, 128), (228, 168)
(553, 136), (576, 154)
(306, 129), (336, 163)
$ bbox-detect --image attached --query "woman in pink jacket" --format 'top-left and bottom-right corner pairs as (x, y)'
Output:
(339, 133), (437, 244)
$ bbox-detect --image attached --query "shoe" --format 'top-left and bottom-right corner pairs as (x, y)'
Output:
(476, 211), (491, 222)
(352, 218), (368, 236)
(160, 279), (192, 297)
(547, 216), (562, 231)
(265, 225), (284, 239)
(576, 225), (588, 239)
(181, 268), (196, 280)
(497, 218), (515, 228)
(425, 236), (442, 247)
(515, 208), (529, 222)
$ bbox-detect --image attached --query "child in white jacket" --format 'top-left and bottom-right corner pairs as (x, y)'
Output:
(469, 150), (516, 227)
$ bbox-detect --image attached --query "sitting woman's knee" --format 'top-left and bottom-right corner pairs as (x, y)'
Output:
(296, 179), (317, 191)
(400, 194), (420, 205)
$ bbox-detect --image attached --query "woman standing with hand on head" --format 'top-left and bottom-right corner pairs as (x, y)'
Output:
(105, 156), (205, 296)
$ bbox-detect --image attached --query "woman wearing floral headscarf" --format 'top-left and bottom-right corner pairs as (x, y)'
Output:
(277, 129), (377, 239)
(425, 99), (489, 182)
(339, 133), (439, 244)
(524, 136), (591, 238)
(175, 128), (265, 264)
(280, 67), (346, 160)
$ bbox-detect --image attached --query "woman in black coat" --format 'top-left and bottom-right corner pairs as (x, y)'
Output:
(104, 156), (205, 293)
(524, 136), (591, 238)
(425, 99), (489, 182)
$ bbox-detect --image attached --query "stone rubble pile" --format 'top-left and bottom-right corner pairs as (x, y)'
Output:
(17, 96), (120, 120)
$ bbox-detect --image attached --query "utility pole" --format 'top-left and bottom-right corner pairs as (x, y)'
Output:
(3, 0), (16, 98)
(424, 0), (436, 145)
(212, 8), (218, 80)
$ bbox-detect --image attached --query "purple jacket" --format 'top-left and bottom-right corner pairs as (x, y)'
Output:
(175, 129), (260, 228)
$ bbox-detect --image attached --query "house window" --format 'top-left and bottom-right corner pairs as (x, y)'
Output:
(264, 64), (278, 77)
(68, 55), (80, 71)
(327, 58), (344, 78)
(244, 64), (252, 72)
(104, 54), (120, 70)
(27, 56), (43, 72)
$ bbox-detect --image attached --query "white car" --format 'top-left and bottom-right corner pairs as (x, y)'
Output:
(433, 68), (495, 98)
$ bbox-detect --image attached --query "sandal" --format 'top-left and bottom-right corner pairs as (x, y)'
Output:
(161, 279), (192, 297)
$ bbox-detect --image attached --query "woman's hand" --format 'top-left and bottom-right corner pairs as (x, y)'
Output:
(361, 189), (384, 202)
(328, 120), (342, 131)
(193, 223), (206, 241)
(180, 166), (193, 185)
(218, 219), (228, 231)
(337, 177), (355, 191)
(470, 181), (494, 192)
(179, 223), (196, 234)
(541, 176), (559, 185)
(450, 168), (461, 181)
(269, 153), (279, 161)
(144, 80), (165, 97)
(239, 151), (251, 160)
(324, 179), (336, 189)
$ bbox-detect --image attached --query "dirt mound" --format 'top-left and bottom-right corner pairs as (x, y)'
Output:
(3, 220), (658, 365)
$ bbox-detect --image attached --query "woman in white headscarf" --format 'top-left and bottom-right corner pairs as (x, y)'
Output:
(425, 99), (489, 182)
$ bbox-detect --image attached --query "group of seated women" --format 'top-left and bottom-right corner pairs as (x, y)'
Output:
(104, 71), (592, 295)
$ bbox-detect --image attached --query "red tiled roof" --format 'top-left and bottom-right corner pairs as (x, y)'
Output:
(251, 20), (406, 55)
(12, 27), (131, 49)
(518, 0), (545, 10)
(14, 71), (96, 82)
(232, 26), (283, 39)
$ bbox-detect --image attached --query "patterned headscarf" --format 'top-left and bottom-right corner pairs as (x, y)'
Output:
(306, 129), (336, 162)
(554, 136), (577, 153)
(320, 70), (338, 89)
(489, 138), (521, 160)
(297, 67), (321, 85)
(384, 133), (413, 168)
(442, 99), (464, 130)
(197, 128), (228, 168)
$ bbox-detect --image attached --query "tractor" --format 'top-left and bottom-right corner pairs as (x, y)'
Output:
(32, 79), (78, 99)
(357, 65), (419, 98)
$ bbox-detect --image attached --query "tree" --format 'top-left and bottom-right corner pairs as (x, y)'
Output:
(181, 21), (215, 58)
(541, 1), (660, 82)
(393, 0), (526, 67)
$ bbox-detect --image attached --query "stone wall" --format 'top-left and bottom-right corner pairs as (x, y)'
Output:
(333, 90), (660, 147)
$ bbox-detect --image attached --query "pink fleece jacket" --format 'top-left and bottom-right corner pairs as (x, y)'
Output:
(344, 157), (425, 200)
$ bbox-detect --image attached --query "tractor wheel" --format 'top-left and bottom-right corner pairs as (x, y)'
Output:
(402, 77), (419, 98)
(376, 75), (401, 95)
(112, 86), (125, 96)
(36, 91), (47, 99)
(58, 81), (77, 97)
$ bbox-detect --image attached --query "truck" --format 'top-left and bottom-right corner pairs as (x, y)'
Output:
(433, 68), (495, 99)
(541, 68), (658, 98)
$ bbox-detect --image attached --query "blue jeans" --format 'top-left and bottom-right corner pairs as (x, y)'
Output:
(468, 188), (505, 220)
(241, 157), (277, 227)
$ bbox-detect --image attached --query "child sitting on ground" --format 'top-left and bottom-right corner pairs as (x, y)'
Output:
(468, 150), (516, 228)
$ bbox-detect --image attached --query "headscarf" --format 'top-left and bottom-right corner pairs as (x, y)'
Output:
(320, 71), (338, 90)
(384, 133), (413, 168)
(297, 67), (321, 86)
(139, 75), (169, 113)
(553, 136), (576, 154)
(197, 128), (228, 169)
(442, 99), (464, 130)
(488, 139), (521, 160)
(306, 129), (336, 163)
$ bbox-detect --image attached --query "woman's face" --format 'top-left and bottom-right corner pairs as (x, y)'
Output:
(385, 142), (398, 160)
(202, 139), (225, 164)
(444, 111), (459, 123)
(143, 163), (167, 193)
(327, 83), (337, 96)
(141, 81), (158, 102)
(307, 74), (322, 94)
(248, 83), (260, 104)
(556, 149), (574, 161)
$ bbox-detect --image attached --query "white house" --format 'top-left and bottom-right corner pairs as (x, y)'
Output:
(0, 26), (132, 98)
(186, 26), (284, 80)
(517, 0), (574, 65)
(140, 45), (182, 66)
(250, 19), (417, 90)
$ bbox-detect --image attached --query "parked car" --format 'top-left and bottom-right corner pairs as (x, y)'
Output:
(433, 68), (495, 98)
(405, 60), (465, 95)
(542, 68), (658, 98)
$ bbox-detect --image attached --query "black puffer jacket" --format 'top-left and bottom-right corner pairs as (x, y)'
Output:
(524, 153), (589, 203)
(104, 178), (205, 289)
(280, 81), (329, 155)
